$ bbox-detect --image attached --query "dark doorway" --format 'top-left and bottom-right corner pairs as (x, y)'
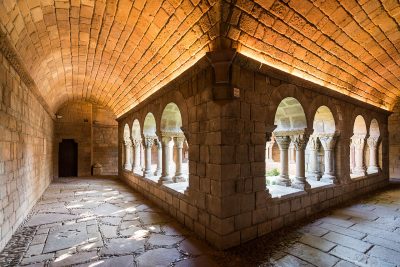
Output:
(59, 139), (78, 177)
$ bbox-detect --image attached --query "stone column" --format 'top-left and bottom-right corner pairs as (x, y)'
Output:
(173, 136), (186, 182)
(124, 140), (132, 170)
(351, 135), (367, 176)
(159, 135), (173, 184)
(350, 142), (355, 173)
(132, 138), (142, 172)
(289, 142), (296, 163)
(266, 138), (275, 162)
(307, 135), (321, 180)
(154, 139), (162, 176)
(143, 137), (154, 177)
(290, 133), (311, 190)
(367, 136), (380, 173)
(275, 135), (291, 186)
(319, 134), (338, 183)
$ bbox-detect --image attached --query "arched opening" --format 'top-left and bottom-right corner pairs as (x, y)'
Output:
(143, 113), (159, 178)
(307, 106), (337, 185)
(351, 115), (367, 177)
(132, 119), (142, 174)
(123, 124), (132, 171)
(268, 97), (310, 194)
(367, 119), (381, 174)
(159, 103), (188, 190)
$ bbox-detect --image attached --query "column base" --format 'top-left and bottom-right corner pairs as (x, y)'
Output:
(124, 164), (132, 170)
(275, 176), (291, 186)
(367, 166), (380, 174)
(173, 175), (186, 183)
(321, 174), (337, 184)
(291, 178), (311, 191)
(154, 169), (162, 176)
(353, 168), (367, 177)
(158, 176), (173, 185)
(144, 170), (153, 178)
(307, 172), (321, 181)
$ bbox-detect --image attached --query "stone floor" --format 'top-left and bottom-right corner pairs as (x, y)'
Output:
(1, 177), (399, 267)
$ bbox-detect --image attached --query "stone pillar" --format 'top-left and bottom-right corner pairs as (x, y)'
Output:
(290, 132), (311, 190)
(159, 135), (173, 184)
(351, 135), (367, 176)
(124, 140), (132, 170)
(350, 142), (355, 173)
(173, 136), (186, 182)
(143, 137), (154, 177)
(319, 134), (338, 183)
(367, 136), (380, 173)
(132, 138), (142, 172)
(266, 138), (275, 162)
(154, 139), (162, 176)
(307, 135), (321, 180)
(289, 142), (296, 163)
(275, 135), (291, 186)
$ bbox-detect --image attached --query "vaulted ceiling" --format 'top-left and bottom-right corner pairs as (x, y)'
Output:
(1, 0), (399, 117)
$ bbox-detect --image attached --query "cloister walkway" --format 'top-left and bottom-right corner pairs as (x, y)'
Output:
(0, 177), (399, 267)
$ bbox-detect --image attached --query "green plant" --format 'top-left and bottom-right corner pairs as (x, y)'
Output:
(266, 168), (280, 177)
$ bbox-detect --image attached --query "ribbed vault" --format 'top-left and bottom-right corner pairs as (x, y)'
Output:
(1, 0), (400, 117)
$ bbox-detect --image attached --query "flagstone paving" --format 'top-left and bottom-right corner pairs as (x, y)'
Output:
(0, 177), (399, 266)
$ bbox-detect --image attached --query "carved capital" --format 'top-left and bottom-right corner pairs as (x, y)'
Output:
(275, 136), (291, 150)
(319, 134), (337, 151)
(290, 133), (309, 151)
(132, 138), (142, 147)
(143, 137), (155, 148)
(351, 134), (366, 149)
(123, 139), (132, 147)
(367, 136), (380, 148)
(174, 136), (185, 148)
(308, 135), (320, 150)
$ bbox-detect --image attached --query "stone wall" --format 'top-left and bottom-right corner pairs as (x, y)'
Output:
(118, 52), (390, 249)
(55, 102), (118, 177)
(389, 100), (400, 178)
(0, 53), (54, 251)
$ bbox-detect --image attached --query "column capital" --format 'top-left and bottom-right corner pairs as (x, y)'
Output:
(124, 139), (132, 147)
(367, 136), (380, 148)
(319, 134), (338, 151)
(351, 134), (366, 149)
(132, 138), (142, 147)
(290, 133), (310, 151)
(274, 135), (291, 149)
(308, 135), (320, 150)
(174, 136), (185, 148)
(143, 136), (155, 148)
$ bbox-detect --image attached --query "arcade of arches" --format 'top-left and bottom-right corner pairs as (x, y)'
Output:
(1, 0), (400, 265)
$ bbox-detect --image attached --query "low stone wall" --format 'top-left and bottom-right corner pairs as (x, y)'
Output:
(0, 53), (54, 251)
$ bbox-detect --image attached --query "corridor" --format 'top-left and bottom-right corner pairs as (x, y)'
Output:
(1, 178), (399, 267)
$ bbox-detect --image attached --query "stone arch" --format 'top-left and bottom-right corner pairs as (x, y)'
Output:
(308, 96), (342, 132)
(123, 124), (130, 140)
(267, 84), (309, 128)
(158, 90), (188, 138)
(369, 119), (380, 137)
(143, 113), (157, 137)
(132, 119), (141, 139)
(274, 97), (307, 131)
(313, 106), (336, 134)
(161, 103), (183, 133)
(353, 115), (367, 135)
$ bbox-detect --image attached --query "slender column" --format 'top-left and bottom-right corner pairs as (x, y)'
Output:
(350, 143), (355, 173)
(143, 137), (154, 177)
(159, 135), (173, 184)
(123, 140), (132, 170)
(290, 133), (311, 190)
(266, 138), (275, 162)
(154, 139), (162, 176)
(319, 134), (338, 183)
(307, 135), (321, 180)
(173, 136), (186, 182)
(132, 138), (142, 172)
(289, 143), (296, 163)
(275, 136), (291, 186)
(367, 136), (380, 173)
(351, 135), (367, 176)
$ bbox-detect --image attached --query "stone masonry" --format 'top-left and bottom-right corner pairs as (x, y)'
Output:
(0, 53), (54, 252)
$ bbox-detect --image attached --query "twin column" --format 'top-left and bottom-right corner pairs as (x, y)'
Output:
(274, 130), (338, 190)
(158, 134), (186, 184)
